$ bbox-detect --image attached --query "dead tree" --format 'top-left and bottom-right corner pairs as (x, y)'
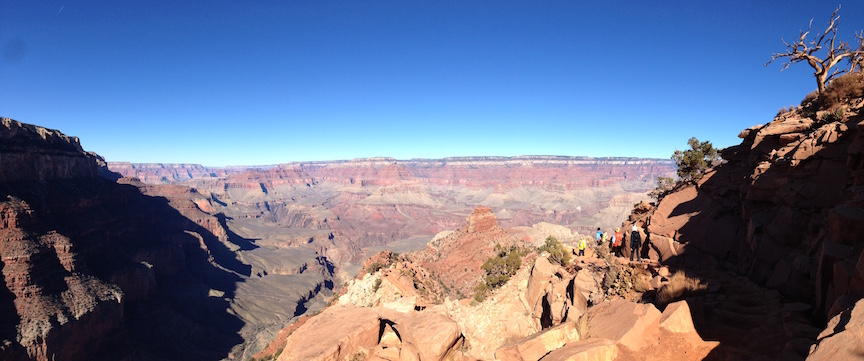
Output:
(851, 31), (864, 73)
(765, 6), (859, 93)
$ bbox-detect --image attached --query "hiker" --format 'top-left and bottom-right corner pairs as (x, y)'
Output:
(608, 229), (617, 254)
(578, 237), (586, 257)
(602, 230), (609, 246)
(614, 227), (623, 257)
(630, 225), (642, 262)
(594, 227), (603, 247)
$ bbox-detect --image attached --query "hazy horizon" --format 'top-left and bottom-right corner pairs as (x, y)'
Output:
(103, 153), (677, 168)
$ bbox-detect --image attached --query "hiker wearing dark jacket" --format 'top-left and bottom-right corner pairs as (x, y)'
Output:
(630, 225), (642, 262)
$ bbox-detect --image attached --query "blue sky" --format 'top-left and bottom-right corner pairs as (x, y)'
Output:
(2, 1), (862, 166)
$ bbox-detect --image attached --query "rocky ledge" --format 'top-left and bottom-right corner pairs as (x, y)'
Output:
(0, 117), (99, 182)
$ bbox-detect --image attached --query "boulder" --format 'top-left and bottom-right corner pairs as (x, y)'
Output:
(807, 298), (864, 360)
(395, 311), (463, 361)
(659, 301), (697, 334)
(538, 338), (619, 361)
(494, 321), (579, 361)
(383, 296), (417, 313)
(584, 299), (661, 351)
(278, 306), (381, 361)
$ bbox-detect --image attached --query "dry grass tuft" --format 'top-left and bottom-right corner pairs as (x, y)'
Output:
(575, 313), (590, 340)
(656, 271), (707, 305)
(820, 72), (864, 110)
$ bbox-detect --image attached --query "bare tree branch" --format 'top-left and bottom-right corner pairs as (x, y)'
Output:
(765, 6), (853, 93)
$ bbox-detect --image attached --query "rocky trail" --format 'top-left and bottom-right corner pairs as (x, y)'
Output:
(685, 269), (816, 360)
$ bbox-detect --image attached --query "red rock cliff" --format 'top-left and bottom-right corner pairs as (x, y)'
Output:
(0, 119), (246, 360)
(0, 118), (98, 182)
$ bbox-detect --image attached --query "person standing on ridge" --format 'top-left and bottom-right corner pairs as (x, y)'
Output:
(595, 227), (603, 248)
(614, 227), (623, 257)
(608, 229), (616, 254)
(630, 225), (642, 262)
(578, 237), (586, 257)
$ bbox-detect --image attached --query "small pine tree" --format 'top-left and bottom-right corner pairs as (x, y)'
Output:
(671, 137), (720, 183)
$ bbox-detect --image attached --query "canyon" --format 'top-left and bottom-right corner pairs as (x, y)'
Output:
(7, 73), (864, 360)
(107, 157), (674, 282)
(0, 116), (675, 360)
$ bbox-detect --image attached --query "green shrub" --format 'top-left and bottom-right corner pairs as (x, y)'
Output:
(473, 244), (529, 302)
(648, 176), (675, 201)
(372, 278), (382, 293)
(820, 106), (846, 123)
(538, 236), (570, 266)
(366, 262), (385, 274)
(671, 137), (721, 183)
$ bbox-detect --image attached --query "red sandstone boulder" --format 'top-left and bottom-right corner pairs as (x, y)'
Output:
(659, 301), (697, 334)
(807, 298), (864, 360)
(538, 338), (619, 361)
(395, 311), (464, 361)
(494, 321), (580, 361)
(525, 257), (579, 328)
(278, 305), (381, 361)
(584, 299), (661, 351)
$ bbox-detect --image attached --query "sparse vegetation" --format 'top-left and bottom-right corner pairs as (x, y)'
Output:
(575, 313), (590, 340)
(372, 278), (382, 293)
(648, 176), (676, 202)
(602, 263), (652, 296)
(671, 137), (721, 183)
(247, 345), (285, 361)
(366, 262), (385, 274)
(656, 271), (708, 305)
(818, 71), (864, 110)
(537, 236), (570, 266)
(820, 106), (846, 123)
(473, 243), (530, 303)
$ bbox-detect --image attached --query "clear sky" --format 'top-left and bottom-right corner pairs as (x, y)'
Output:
(2, 1), (862, 166)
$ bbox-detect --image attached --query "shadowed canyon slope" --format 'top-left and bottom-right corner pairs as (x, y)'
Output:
(0, 118), (332, 360)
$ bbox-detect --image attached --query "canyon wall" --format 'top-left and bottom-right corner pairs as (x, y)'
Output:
(0, 118), (333, 360)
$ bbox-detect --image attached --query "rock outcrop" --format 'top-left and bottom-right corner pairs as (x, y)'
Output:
(276, 305), (464, 361)
(0, 117), (99, 181)
(416, 207), (523, 297)
(808, 297), (864, 360)
(626, 97), (864, 321)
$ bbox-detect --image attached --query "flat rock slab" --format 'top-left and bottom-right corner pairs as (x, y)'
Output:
(585, 299), (661, 351)
(808, 298), (864, 360)
(539, 338), (618, 361)
(278, 305), (380, 361)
